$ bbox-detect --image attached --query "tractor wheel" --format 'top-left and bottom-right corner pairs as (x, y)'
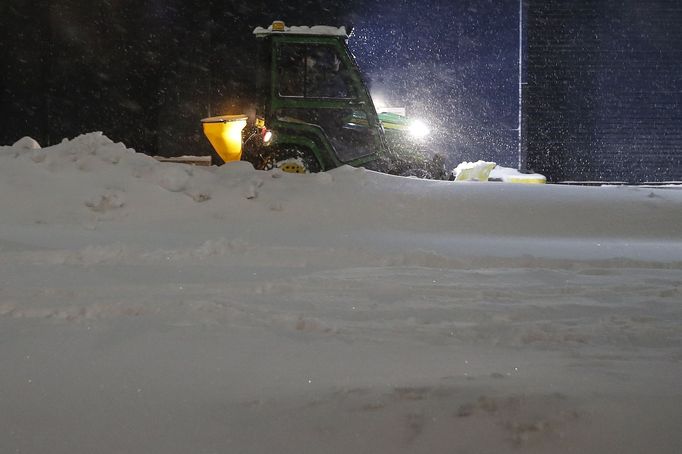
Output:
(258, 146), (321, 174)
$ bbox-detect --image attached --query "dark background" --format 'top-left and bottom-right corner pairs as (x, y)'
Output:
(525, 0), (682, 183)
(1, 0), (519, 167)
(3, 0), (682, 182)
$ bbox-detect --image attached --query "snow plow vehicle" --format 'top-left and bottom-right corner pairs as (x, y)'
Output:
(202, 21), (446, 178)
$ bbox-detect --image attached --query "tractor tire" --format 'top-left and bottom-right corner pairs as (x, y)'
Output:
(258, 146), (321, 174)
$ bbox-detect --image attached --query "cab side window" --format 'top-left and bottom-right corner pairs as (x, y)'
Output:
(277, 44), (354, 99)
(277, 45), (305, 97)
(306, 47), (352, 98)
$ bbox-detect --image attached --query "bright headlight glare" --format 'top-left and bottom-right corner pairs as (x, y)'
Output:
(408, 119), (430, 139)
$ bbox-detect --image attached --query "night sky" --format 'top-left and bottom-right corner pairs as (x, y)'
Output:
(347, 1), (519, 166)
(1, 0), (520, 167)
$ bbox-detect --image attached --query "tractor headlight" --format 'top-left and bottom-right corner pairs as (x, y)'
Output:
(408, 119), (430, 139)
(262, 129), (273, 144)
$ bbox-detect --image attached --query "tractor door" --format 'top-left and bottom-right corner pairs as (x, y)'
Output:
(271, 38), (385, 167)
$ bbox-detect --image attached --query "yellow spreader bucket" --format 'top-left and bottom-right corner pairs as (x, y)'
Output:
(201, 114), (248, 163)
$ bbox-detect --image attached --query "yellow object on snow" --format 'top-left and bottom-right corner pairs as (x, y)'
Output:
(489, 165), (547, 184)
(503, 174), (547, 184)
(453, 161), (547, 184)
(453, 161), (497, 181)
(201, 115), (248, 163)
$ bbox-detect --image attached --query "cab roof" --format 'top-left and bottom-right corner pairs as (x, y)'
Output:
(253, 22), (348, 38)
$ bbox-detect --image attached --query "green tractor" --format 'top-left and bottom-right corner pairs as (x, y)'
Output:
(203, 21), (446, 179)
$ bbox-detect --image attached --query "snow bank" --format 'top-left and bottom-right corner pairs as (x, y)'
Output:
(2, 133), (680, 250)
(2, 133), (682, 454)
(452, 160), (497, 181)
(453, 161), (547, 183)
(489, 164), (547, 184)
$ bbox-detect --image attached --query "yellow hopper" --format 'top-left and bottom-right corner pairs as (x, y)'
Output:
(201, 115), (248, 163)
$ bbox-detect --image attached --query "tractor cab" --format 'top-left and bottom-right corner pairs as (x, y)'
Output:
(242, 21), (386, 173)
(204, 21), (446, 178)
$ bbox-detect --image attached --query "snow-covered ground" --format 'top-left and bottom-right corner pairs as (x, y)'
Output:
(2, 132), (682, 453)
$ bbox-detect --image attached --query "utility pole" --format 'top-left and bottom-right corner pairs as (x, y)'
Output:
(42, 0), (53, 145)
(517, 0), (526, 171)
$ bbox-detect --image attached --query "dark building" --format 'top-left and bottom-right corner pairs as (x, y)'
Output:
(524, 0), (682, 183)
(1, 1), (214, 157)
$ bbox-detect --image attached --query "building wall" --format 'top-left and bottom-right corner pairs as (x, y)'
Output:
(1, 0), (216, 157)
(525, 0), (682, 182)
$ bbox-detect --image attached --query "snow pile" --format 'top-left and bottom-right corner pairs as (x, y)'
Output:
(2, 133), (682, 454)
(452, 160), (497, 181)
(453, 161), (547, 184)
(489, 164), (547, 184)
(12, 136), (41, 150)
